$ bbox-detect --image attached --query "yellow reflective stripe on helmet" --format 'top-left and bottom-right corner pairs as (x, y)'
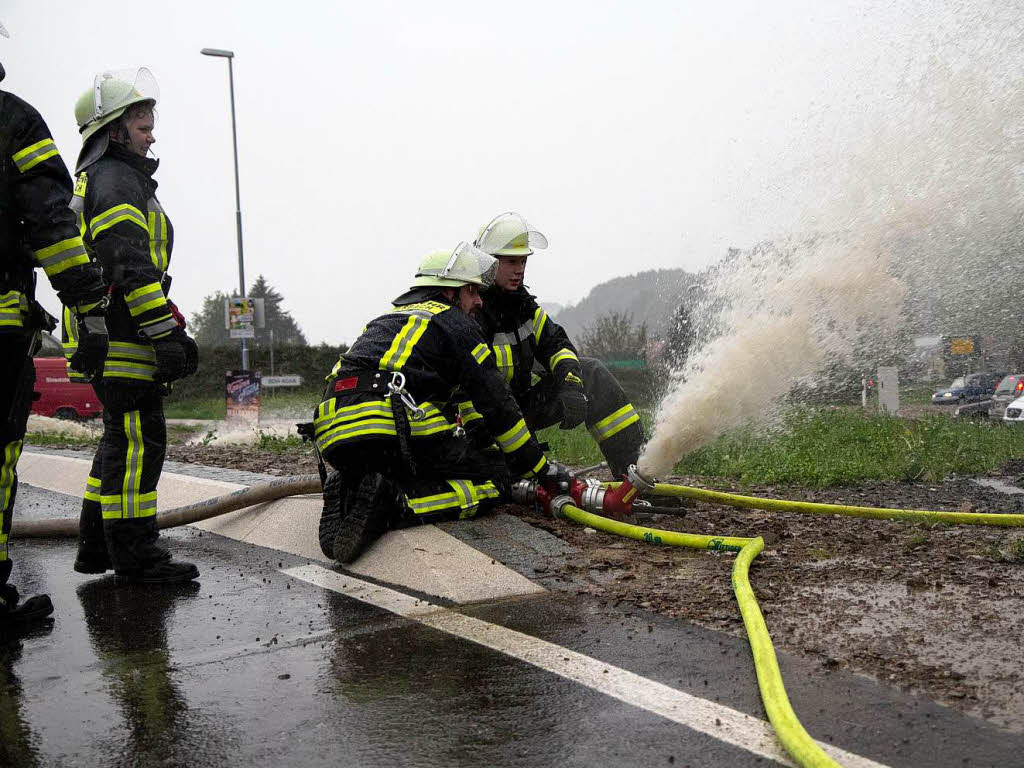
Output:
(493, 344), (514, 382)
(495, 418), (531, 454)
(549, 348), (579, 370)
(84, 475), (102, 502)
(89, 203), (148, 238)
(121, 411), (144, 518)
(124, 282), (166, 316)
(13, 138), (58, 173)
(589, 403), (641, 442)
(471, 343), (491, 365)
(33, 236), (89, 277)
(532, 308), (548, 340)
(380, 314), (431, 370)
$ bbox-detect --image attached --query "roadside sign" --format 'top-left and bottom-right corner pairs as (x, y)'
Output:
(224, 297), (265, 339)
(262, 375), (303, 388)
(949, 337), (975, 355)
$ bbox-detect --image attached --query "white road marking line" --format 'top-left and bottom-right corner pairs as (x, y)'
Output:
(283, 564), (889, 768)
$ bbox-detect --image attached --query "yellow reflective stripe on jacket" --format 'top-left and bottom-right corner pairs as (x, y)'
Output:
(526, 455), (548, 478)
(532, 308), (548, 340)
(0, 440), (25, 561)
(457, 400), (483, 424)
(314, 398), (453, 452)
(89, 203), (148, 238)
(380, 314), (431, 370)
(589, 403), (641, 442)
(148, 208), (169, 271)
(493, 344), (514, 382)
(0, 291), (24, 328)
(125, 282), (166, 316)
(107, 341), (158, 376)
(471, 343), (491, 365)
(33, 236), (89, 277)
(12, 138), (58, 173)
(408, 403), (454, 437)
(84, 475), (102, 502)
(495, 418), (531, 454)
(549, 348), (579, 370)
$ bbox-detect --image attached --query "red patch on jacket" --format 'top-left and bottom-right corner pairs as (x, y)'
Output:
(334, 376), (359, 392)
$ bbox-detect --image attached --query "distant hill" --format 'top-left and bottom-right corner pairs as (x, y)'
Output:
(549, 268), (699, 343)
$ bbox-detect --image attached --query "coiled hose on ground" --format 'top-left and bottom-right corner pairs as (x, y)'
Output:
(13, 472), (1024, 767)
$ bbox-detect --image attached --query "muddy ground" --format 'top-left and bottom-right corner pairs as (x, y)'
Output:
(163, 440), (1024, 734)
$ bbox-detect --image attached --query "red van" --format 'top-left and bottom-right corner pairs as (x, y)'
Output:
(31, 357), (102, 420)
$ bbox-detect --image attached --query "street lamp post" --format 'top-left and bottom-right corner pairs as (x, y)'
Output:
(200, 47), (249, 370)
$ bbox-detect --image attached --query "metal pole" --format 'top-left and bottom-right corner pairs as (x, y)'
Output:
(226, 56), (248, 371)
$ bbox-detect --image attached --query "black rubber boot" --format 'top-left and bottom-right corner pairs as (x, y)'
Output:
(332, 472), (396, 564)
(76, 498), (111, 574)
(115, 560), (199, 585)
(0, 584), (54, 635)
(73, 551), (113, 574)
(317, 470), (346, 559)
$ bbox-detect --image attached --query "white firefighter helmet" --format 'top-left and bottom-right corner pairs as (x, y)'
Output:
(411, 242), (497, 289)
(74, 67), (159, 171)
(474, 212), (548, 256)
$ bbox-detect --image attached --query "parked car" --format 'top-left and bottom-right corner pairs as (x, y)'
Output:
(1005, 395), (1024, 424)
(931, 371), (1007, 405)
(988, 374), (1024, 419)
(31, 358), (102, 420)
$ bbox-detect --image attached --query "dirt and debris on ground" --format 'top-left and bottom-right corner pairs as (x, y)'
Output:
(158, 438), (1024, 734)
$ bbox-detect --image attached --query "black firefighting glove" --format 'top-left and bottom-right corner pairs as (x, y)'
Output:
(539, 459), (573, 495)
(68, 312), (109, 380)
(557, 372), (588, 430)
(152, 329), (199, 383)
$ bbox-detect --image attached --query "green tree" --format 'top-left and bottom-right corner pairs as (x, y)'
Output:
(578, 311), (647, 362)
(188, 276), (307, 348)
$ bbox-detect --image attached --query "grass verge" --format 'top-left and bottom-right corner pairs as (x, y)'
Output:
(678, 407), (1024, 486)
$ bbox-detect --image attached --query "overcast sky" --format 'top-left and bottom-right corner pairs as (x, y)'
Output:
(3, 0), (975, 344)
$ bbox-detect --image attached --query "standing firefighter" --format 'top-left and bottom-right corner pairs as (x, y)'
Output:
(313, 243), (569, 563)
(471, 212), (644, 480)
(69, 68), (199, 584)
(0, 22), (108, 632)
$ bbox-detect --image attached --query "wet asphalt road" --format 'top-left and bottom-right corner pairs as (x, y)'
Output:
(4, 484), (1024, 767)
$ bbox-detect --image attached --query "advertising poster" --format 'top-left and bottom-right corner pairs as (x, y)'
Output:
(226, 370), (261, 425)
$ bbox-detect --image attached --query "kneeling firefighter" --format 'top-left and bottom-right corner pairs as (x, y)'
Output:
(68, 68), (200, 584)
(470, 212), (645, 480)
(313, 243), (569, 563)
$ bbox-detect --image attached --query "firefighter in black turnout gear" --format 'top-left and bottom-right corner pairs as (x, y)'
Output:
(472, 212), (644, 480)
(69, 68), (199, 584)
(313, 244), (568, 563)
(1, 24), (108, 634)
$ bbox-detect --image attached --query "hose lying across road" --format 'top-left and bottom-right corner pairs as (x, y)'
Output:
(13, 472), (1024, 767)
(10, 474), (322, 538)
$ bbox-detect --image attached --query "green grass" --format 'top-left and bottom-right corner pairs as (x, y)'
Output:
(163, 397), (225, 420)
(677, 407), (1024, 486)
(24, 432), (99, 447)
(163, 391), (321, 421)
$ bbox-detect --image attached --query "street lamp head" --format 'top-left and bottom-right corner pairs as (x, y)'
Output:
(201, 48), (234, 58)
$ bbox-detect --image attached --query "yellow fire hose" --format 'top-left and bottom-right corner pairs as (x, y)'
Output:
(567, 482), (1024, 768)
(14, 469), (1024, 767)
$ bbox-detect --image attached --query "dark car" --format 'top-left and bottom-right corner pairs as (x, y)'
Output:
(931, 372), (1006, 405)
(988, 374), (1024, 419)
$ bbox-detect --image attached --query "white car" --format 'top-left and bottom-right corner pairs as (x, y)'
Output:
(1004, 395), (1024, 423)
